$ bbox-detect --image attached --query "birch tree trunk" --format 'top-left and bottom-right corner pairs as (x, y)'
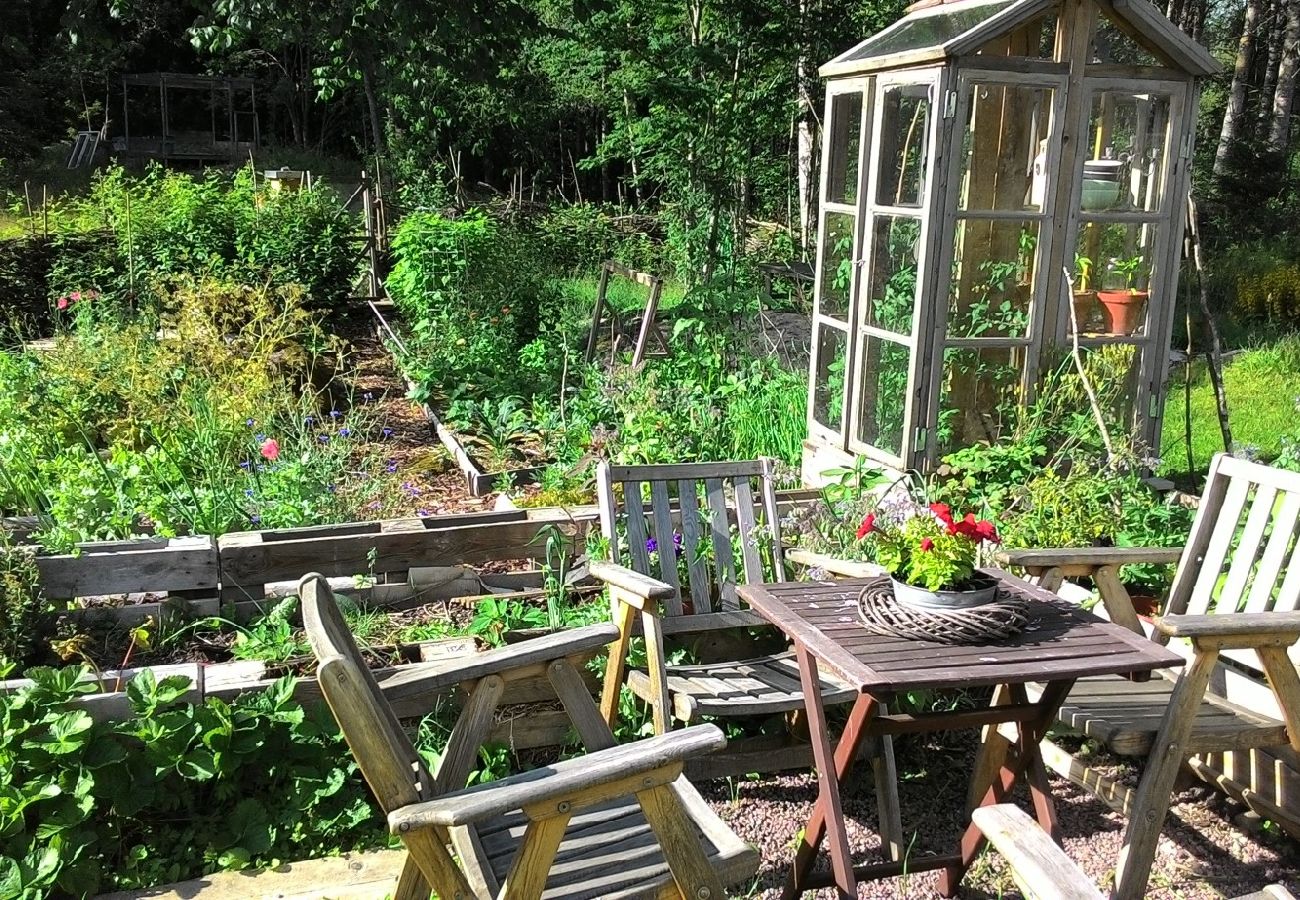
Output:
(1259, 0), (1283, 137)
(1215, 0), (1263, 175)
(795, 0), (816, 256)
(1268, 0), (1300, 152)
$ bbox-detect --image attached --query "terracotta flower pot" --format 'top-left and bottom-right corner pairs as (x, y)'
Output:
(1072, 290), (1098, 332)
(1097, 289), (1148, 335)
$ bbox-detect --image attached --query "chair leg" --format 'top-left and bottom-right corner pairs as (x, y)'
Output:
(641, 609), (673, 734)
(499, 812), (572, 900)
(600, 598), (637, 728)
(1112, 647), (1218, 900)
(871, 703), (904, 862)
(402, 828), (478, 900)
(392, 855), (431, 900)
(637, 782), (727, 900)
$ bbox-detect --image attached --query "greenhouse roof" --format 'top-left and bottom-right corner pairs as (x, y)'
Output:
(820, 0), (1220, 77)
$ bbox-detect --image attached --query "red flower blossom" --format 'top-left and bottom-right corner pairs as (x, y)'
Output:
(929, 502), (952, 524)
(856, 513), (876, 540)
(920, 537), (935, 551)
(975, 519), (1000, 543)
(260, 438), (280, 461)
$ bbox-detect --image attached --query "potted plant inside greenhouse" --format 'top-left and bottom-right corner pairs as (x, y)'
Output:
(1098, 254), (1149, 336)
(1072, 253), (1099, 333)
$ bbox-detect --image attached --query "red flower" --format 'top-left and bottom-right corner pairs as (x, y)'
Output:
(260, 438), (280, 461)
(856, 513), (876, 540)
(920, 537), (935, 552)
(929, 502), (952, 524)
(952, 513), (979, 538)
(975, 519), (1000, 544)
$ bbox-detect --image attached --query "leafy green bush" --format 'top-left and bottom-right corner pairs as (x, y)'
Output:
(0, 668), (387, 898)
(533, 204), (665, 276)
(0, 538), (47, 669)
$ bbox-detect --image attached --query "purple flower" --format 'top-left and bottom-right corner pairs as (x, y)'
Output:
(238, 460), (251, 470)
(304, 415), (315, 426)
(246, 419), (255, 428)
(385, 460), (398, 474)
(318, 433), (330, 443)
(255, 433), (266, 442)
(382, 427), (393, 439)
(339, 427), (351, 437)
(250, 514), (261, 524)
(244, 488), (254, 497)
(329, 409), (341, 418)
(645, 537), (658, 553)
(417, 508), (430, 517)
(673, 532), (683, 550)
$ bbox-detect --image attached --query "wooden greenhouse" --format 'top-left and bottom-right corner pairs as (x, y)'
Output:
(802, 0), (1220, 481)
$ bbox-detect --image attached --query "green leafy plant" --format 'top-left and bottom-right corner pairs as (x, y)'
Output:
(857, 497), (1001, 592)
(0, 536), (48, 670)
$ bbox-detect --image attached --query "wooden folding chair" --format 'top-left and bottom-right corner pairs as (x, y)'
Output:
(299, 572), (758, 900)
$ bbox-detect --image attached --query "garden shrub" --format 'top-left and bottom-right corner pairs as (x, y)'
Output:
(533, 203), (666, 276)
(1237, 264), (1300, 323)
(0, 668), (390, 898)
(0, 537), (47, 669)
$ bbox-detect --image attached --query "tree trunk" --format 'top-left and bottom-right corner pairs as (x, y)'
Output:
(360, 56), (385, 154)
(1215, 0), (1264, 175)
(795, 0), (816, 256)
(1269, 0), (1300, 152)
(1259, 0), (1284, 137)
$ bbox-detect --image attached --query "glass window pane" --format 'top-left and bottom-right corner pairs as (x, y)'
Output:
(812, 324), (848, 433)
(825, 92), (865, 205)
(1080, 91), (1172, 214)
(958, 83), (1055, 213)
(816, 211), (856, 320)
(1038, 345), (1143, 439)
(842, 0), (1016, 62)
(937, 346), (1024, 454)
(1089, 15), (1162, 66)
(864, 215), (921, 336)
(876, 84), (931, 209)
(1075, 221), (1159, 337)
(947, 219), (1037, 339)
(854, 334), (909, 456)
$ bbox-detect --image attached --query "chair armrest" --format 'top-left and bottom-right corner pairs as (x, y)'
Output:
(589, 560), (676, 602)
(1155, 611), (1300, 641)
(971, 804), (1102, 900)
(378, 623), (619, 701)
(388, 724), (726, 830)
(995, 547), (1183, 569)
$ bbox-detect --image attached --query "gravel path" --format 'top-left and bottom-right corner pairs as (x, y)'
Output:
(699, 731), (1300, 898)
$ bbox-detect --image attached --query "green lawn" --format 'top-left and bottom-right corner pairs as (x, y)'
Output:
(1161, 334), (1300, 478)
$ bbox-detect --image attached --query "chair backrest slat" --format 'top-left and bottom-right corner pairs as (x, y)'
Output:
(596, 460), (784, 617)
(650, 480), (685, 615)
(1245, 492), (1300, 614)
(624, 482), (653, 574)
(300, 573), (432, 814)
(704, 476), (739, 610)
(1163, 454), (1300, 670)
(677, 480), (713, 614)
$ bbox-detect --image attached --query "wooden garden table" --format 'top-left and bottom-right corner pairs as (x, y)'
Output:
(736, 570), (1184, 899)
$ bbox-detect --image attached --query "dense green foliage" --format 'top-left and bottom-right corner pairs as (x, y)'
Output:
(0, 668), (387, 898)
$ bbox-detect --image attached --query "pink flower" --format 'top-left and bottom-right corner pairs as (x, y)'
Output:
(856, 513), (876, 540)
(56, 296), (69, 310)
(920, 537), (935, 552)
(260, 438), (280, 461)
(70, 291), (82, 302)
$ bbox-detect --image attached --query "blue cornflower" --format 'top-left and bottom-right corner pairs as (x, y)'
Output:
(339, 427), (351, 437)
(382, 427), (393, 438)
(250, 514), (261, 524)
(318, 433), (330, 443)
(255, 433), (266, 442)
(330, 409), (341, 418)
(239, 460), (251, 470)
(386, 461), (398, 473)
(246, 418), (255, 428)
(244, 488), (254, 497)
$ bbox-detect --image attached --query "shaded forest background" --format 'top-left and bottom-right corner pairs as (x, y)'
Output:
(1, 0), (1299, 260)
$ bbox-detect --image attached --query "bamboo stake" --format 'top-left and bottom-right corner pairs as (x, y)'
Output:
(1186, 194), (1232, 456)
(1063, 266), (1116, 462)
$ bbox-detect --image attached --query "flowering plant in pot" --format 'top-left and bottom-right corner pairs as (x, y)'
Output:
(1097, 254), (1149, 335)
(856, 498), (1002, 609)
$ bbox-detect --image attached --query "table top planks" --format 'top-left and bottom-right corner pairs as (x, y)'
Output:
(737, 570), (1185, 694)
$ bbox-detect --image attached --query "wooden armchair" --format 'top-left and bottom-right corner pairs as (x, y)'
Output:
(591, 458), (903, 849)
(1015, 455), (1300, 899)
(299, 572), (758, 900)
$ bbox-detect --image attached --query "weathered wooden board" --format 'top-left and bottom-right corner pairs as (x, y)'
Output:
(36, 536), (219, 600)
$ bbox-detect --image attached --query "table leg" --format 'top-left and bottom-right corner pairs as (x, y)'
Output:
(937, 679), (1075, 897)
(783, 644), (876, 900)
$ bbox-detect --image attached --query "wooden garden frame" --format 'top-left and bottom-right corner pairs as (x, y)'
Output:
(582, 261), (667, 369)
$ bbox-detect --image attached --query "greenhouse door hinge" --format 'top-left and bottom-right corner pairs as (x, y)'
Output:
(1180, 134), (1194, 159)
(943, 90), (958, 118)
